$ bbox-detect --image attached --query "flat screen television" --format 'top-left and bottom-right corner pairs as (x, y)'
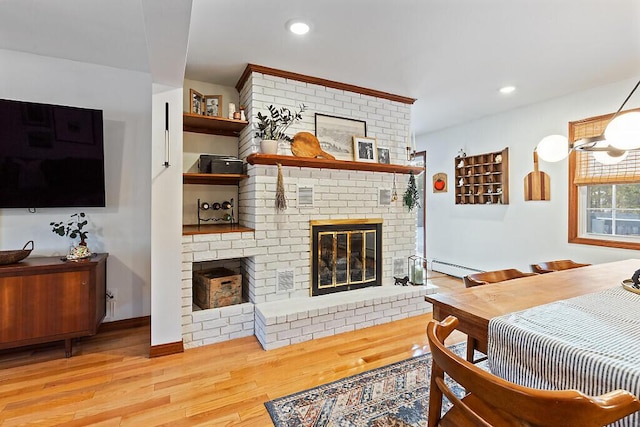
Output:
(0, 98), (105, 208)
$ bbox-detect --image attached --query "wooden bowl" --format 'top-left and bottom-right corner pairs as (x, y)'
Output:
(621, 279), (640, 295)
(0, 240), (34, 265)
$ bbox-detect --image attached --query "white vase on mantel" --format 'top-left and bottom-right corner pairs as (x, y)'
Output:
(260, 139), (279, 155)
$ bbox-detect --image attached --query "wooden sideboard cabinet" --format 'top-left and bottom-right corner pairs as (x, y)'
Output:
(0, 253), (108, 357)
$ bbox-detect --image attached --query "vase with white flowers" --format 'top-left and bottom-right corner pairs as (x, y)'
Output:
(255, 104), (307, 154)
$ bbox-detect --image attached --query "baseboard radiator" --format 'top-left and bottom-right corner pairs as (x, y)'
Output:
(430, 259), (483, 278)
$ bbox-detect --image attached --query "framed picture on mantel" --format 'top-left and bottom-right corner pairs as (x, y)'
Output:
(353, 136), (378, 163)
(315, 113), (367, 161)
(377, 147), (390, 164)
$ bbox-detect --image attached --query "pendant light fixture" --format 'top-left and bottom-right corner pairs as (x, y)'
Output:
(591, 141), (629, 165)
(536, 79), (640, 164)
(605, 110), (640, 151)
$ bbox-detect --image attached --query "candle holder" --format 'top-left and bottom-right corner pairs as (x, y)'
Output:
(408, 255), (426, 285)
(406, 146), (416, 162)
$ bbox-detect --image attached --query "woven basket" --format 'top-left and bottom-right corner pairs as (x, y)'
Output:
(0, 240), (34, 265)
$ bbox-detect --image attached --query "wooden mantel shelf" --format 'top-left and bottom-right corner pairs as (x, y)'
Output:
(246, 154), (424, 174)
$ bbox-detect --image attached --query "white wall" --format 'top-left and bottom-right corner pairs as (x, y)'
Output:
(150, 84), (183, 346)
(420, 77), (640, 273)
(0, 49), (152, 321)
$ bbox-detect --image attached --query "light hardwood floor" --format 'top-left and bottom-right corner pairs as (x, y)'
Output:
(0, 274), (463, 426)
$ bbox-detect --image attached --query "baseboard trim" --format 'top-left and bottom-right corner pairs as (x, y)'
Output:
(98, 316), (150, 333)
(149, 340), (184, 358)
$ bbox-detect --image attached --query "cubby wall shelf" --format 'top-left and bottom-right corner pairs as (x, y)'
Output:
(454, 147), (509, 205)
(183, 173), (249, 185)
(246, 153), (424, 174)
(183, 113), (248, 136)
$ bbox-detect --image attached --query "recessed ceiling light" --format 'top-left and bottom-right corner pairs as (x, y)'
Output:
(287, 19), (310, 35)
(499, 86), (516, 94)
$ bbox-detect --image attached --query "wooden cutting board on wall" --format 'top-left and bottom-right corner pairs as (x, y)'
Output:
(524, 151), (551, 201)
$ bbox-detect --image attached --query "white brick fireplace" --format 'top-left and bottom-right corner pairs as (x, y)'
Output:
(180, 67), (435, 350)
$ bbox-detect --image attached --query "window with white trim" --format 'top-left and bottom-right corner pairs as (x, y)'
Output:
(579, 184), (640, 241)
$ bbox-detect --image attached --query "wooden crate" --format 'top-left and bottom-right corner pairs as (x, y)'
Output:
(193, 267), (241, 309)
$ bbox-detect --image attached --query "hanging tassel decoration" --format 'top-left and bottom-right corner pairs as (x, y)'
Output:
(275, 163), (287, 212)
(391, 172), (398, 202)
(403, 171), (420, 211)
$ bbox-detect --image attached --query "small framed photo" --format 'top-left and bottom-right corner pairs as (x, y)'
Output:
(377, 147), (390, 164)
(190, 89), (205, 115)
(353, 136), (378, 162)
(204, 95), (223, 117)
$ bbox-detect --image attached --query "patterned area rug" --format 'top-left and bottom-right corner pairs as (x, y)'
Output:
(265, 343), (469, 427)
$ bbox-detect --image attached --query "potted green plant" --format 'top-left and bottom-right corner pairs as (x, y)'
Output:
(50, 212), (92, 259)
(255, 104), (307, 154)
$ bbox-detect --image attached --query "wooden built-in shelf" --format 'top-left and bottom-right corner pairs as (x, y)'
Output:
(183, 173), (249, 185)
(183, 113), (248, 137)
(246, 154), (424, 174)
(182, 223), (254, 236)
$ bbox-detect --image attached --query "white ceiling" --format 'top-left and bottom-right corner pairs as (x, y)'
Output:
(1, 0), (639, 134)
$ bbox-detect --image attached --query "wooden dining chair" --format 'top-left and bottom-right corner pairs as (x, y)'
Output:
(462, 268), (537, 363)
(531, 259), (591, 274)
(463, 268), (537, 288)
(426, 316), (640, 427)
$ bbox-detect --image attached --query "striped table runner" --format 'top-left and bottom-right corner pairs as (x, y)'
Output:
(488, 286), (640, 427)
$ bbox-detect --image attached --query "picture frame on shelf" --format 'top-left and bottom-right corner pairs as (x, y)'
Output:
(204, 95), (223, 117)
(353, 136), (378, 163)
(315, 113), (367, 161)
(190, 89), (205, 115)
(377, 147), (390, 164)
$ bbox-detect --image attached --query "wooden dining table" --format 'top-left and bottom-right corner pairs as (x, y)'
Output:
(425, 259), (639, 357)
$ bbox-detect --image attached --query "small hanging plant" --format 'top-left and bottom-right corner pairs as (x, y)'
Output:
(403, 172), (421, 212)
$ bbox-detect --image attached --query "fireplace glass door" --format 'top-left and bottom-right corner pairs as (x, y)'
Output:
(312, 221), (382, 296)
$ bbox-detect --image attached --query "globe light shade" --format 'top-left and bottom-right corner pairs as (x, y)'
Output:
(592, 141), (628, 165)
(536, 134), (569, 162)
(605, 111), (640, 150)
